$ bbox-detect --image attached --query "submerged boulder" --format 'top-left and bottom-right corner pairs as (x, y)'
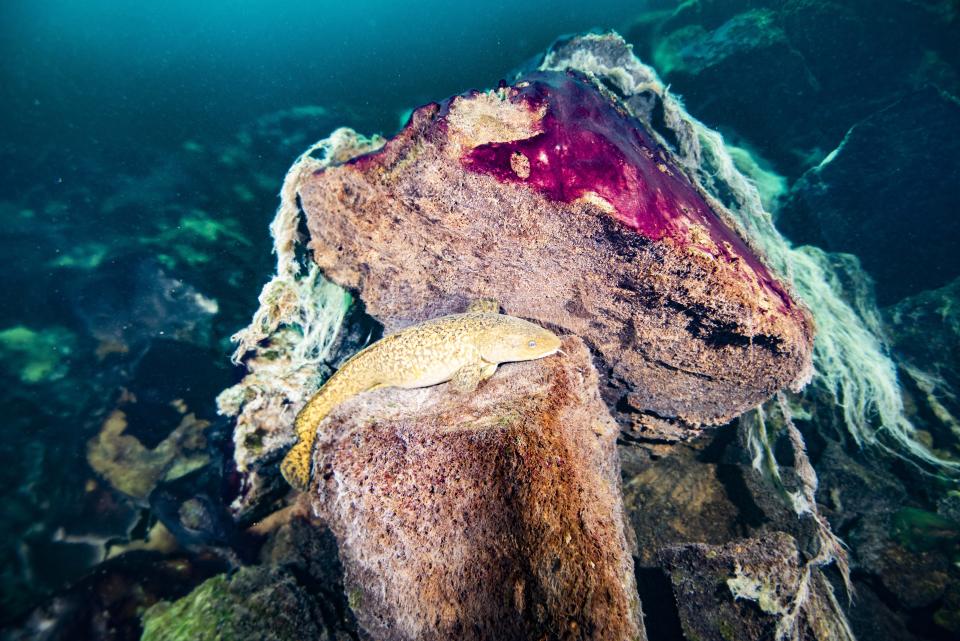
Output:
(885, 276), (960, 458)
(299, 69), (812, 438)
(309, 337), (643, 641)
(648, 8), (821, 177)
(660, 533), (853, 641)
(220, 31), (834, 641)
(781, 87), (960, 304)
(887, 276), (960, 388)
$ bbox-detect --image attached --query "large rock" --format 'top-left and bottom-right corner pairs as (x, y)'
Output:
(309, 337), (643, 641)
(299, 69), (813, 438)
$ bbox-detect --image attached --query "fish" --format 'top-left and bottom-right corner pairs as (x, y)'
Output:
(280, 300), (562, 491)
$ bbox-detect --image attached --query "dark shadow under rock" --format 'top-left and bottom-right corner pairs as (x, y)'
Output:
(620, 441), (745, 567)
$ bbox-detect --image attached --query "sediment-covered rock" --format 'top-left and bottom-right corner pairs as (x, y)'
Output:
(659, 533), (852, 641)
(299, 68), (813, 438)
(309, 337), (643, 641)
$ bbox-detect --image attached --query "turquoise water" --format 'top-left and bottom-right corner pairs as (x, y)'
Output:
(2, 1), (646, 155)
(2, 2), (958, 640)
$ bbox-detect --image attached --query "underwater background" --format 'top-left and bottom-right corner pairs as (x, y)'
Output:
(1, 1), (958, 640)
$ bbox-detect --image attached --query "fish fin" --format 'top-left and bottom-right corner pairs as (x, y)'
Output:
(466, 298), (500, 314)
(481, 362), (498, 380)
(449, 362), (485, 394)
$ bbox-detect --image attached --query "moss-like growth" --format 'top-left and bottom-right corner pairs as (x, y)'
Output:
(348, 586), (363, 611)
(141, 574), (235, 641)
(141, 566), (329, 641)
(718, 618), (736, 641)
(934, 587), (960, 634)
(242, 430), (264, 453)
(892, 507), (960, 557)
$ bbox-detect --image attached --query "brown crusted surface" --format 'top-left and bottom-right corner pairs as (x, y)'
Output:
(299, 84), (813, 437)
(310, 337), (644, 641)
(659, 533), (849, 641)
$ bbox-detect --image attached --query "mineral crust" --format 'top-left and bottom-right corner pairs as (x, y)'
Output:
(299, 70), (813, 436)
(309, 337), (643, 641)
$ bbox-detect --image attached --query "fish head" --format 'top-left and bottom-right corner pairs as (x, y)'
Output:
(478, 316), (562, 364)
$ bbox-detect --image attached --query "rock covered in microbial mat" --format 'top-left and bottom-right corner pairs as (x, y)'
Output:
(310, 337), (643, 641)
(659, 533), (853, 641)
(299, 69), (813, 437)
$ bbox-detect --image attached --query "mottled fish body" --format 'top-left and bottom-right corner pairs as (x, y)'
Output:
(281, 306), (562, 491)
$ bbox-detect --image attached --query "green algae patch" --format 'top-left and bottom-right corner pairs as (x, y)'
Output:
(176, 211), (250, 245)
(141, 574), (234, 641)
(0, 325), (76, 384)
(140, 566), (326, 641)
(49, 243), (110, 269)
(892, 507), (960, 557)
(147, 210), (252, 268)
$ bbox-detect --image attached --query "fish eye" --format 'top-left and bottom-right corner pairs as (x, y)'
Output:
(527, 340), (536, 348)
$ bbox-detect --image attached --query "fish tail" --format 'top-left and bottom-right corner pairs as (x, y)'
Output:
(280, 368), (374, 491)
